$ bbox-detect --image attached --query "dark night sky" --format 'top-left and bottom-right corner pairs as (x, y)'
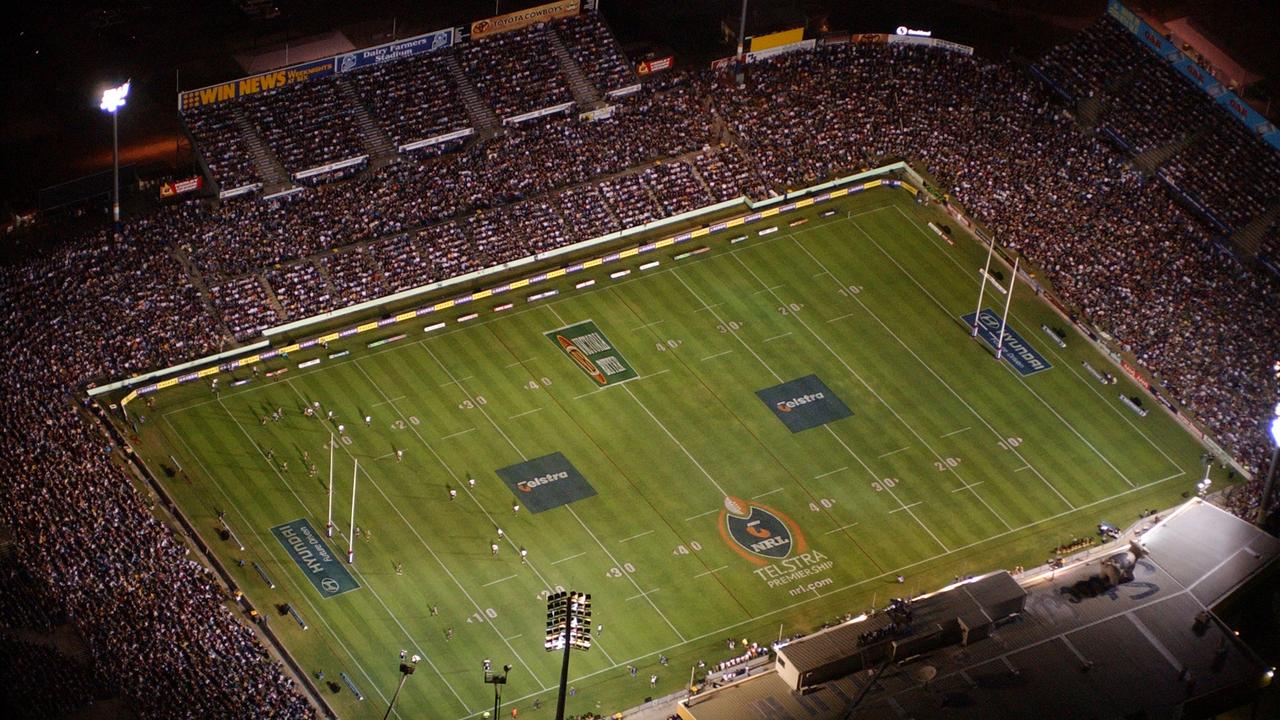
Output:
(1, 0), (1276, 214)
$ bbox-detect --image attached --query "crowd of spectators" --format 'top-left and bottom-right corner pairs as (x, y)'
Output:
(1160, 116), (1280, 232)
(347, 52), (469, 148)
(181, 101), (260, 190)
(554, 12), (635, 94)
(1034, 17), (1147, 102)
(4, 16), (1280, 716)
(244, 76), (366, 174)
(460, 24), (571, 118)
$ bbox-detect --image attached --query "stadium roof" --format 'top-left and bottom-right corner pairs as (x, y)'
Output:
(679, 499), (1279, 720)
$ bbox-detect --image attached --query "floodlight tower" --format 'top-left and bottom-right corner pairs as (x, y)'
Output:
(1256, 404), (1280, 527)
(545, 590), (592, 720)
(99, 81), (130, 228)
(383, 653), (419, 720)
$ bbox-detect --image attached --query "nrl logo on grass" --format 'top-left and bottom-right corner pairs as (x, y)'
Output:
(718, 496), (808, 565)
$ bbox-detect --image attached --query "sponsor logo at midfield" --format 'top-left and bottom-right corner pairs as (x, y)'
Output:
(556, 335), (607, 385)
(718, 496), (808, 565)
(517, 471), (569, 492)
(775, 392), (826, 413)
(496, 452), (596, 513)
(545, 320), (639, 387)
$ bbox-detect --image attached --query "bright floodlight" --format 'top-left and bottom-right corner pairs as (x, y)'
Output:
(1270, 416), (1280, 446)
(100, 81), (130, 113)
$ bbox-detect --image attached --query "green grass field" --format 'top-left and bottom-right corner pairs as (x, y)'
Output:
(131, 189), (1223, 719)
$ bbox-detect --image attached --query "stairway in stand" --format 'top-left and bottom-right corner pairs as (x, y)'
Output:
(335, 75), (396, 165)
(547, 28), (602, 109)
(231, 105), (291, 192)
(445, 53), (501, 138)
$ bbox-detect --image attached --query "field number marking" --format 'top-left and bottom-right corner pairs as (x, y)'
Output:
(524, 378), (553, 390)
(605, 563), (637, 578)
(655, 339), (683, 352)
(872, 477), (899, 492)
(673, 541), (703, 556)
(466, 608), (498, 624)
(777, 302), (805, 316)
(808, 498), (837, 512)
(837, 285), (863, 296)
(997, 436), (1024, 450)
(458, 396), (488, 410)
(716, 321), (744, 333)
(390, 416), (421, 430)
(934, 457), (962, 471)
(536, 586), (567, 601)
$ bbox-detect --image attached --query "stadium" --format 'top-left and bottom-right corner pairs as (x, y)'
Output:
(1, 1), (1278, 719)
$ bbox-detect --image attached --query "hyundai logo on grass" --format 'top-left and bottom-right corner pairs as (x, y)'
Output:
(757, 375), (853, 432)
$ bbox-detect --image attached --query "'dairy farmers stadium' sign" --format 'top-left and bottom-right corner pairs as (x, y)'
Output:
(470, 0), (580, 39)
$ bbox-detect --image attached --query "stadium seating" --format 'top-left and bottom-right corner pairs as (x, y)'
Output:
(347, 52), (469, 148)
(459, 25), (572, 118)
(554, 12), (635, 94)
(181, 102), (260, 190)
(243, 76), (365, 174)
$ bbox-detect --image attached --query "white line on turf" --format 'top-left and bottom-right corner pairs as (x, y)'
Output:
(287, 374), (556, 687)
(504, 358), (535, 368)
(482, 575), (518, 588)
(551, 552), (586, 566)
(439, 427), (476, 440)
(752, 488), (784, 499)
(889, 502), (923, 514)
(619, 530), (655, 543)
(507, 408), (543, 420)
(684, 509), (719, 522)
(439, 375), (473, 387)
(782, 239), (1055, 521)
(878, 446), (910, 459)
(571, 369), (671, 400)
(424, 344), (688, 644)
(700, 350), (734, 362)
(1013, 465), (1032, 473)
(505, 634), (523, 641)
(694, 566), (728, 579)
(626, 588), (660, 602)
(693, 302), (723, 313)
(889, 205), (1185, 476)
(372, 395), (406, 407)
(630, 319), (666, 331)
(763, 332), (793, 343)
(161, 417), (397, 713)
(852, 219), (1137, 491)
(622, 384), (728, 499)
(826, 312), (855, 323)
(814, 466), (849, 480)
(752, 284), (785, 295)
(374, 451), (397, 460)
(825, 522), (859, 534)
(952, 482), (984, 492)
(217, 394), (472, 709)
(940, 426), (971, 438)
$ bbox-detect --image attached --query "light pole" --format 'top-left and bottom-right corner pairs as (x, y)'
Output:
(545, 591), (592, 720)
(99, 81), (130, 229)
(483, 660), (512, 719)
(1255, 407), (1280, 527)
(383, 653), (419, 720)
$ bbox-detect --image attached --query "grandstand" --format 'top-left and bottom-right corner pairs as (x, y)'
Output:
(2, 1), (1277, 718)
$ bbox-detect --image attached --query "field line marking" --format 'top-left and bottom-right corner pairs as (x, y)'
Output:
(890, 205), (1185, 475)
(626, 588), (661, 602)
(464, 466), (1187, 720)
(940, 426), (971, 438)
(571, 369), (671, 400)
(630, 319), (666, 331)
(622, 384), (728, 498)
(701, 350), (734, 362)
(372, 394), (406, 407)
(160, 416), (396, 712)
(482, 575), (518, 588)
(866, 209), (1139, 488)
(953, 481), (985, 492)
(440, 427), (476, 440)
(752, 283), (786, 295)
(374, 451), (397, 460)
(693, 302), (723, 313)
(504, 634), (524, 641)
(619, 530), (655, 543)
(505, 358), (535, 368)
(814, 467), (848, 480)
(216, 394), (472, 710)
(304, 369), (557, 686)
(888, 501), (922, 514)
(507, 408), (543, 420)
(161, 213), (856, 417)
(826, 312), (855, 323)
(438, 375), (473, 387)
(878, 446), (910, 459)
(752, 488), (784, 499)
(685, 508), (719, 522)
(784, 237), (1066, 518)
(762, 332), (793, 343)
(724, 248), (998, 540)
(422, 344), (688, 644)
(825, 522), (859, 534)
(1013, 465), (1032, 473)
(694, 566), (728, 578)
(551, 552), (586, 566)
(670, 269), (782, 382)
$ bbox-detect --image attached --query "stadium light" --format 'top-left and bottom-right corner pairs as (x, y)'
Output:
(1255, 409), (1280, 527)
(383, 653), (419, 720)
(99, 81), (130, 227)
(546, 591), (591, 719)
